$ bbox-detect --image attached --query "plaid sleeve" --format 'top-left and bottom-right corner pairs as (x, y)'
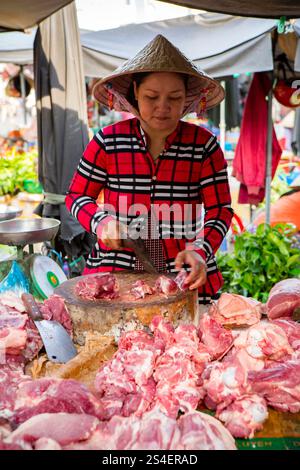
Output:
(65, 131), (113, 235)
(193, 135), (234, 261)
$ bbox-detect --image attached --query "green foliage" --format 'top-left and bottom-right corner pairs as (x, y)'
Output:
(216, 223), (300, 303)
(0, 151), (39, 196)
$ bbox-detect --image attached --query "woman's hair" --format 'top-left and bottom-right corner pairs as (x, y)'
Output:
(126, 72), (188, 109)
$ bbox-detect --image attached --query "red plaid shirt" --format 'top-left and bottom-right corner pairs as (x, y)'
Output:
(66, 118), (233, 303)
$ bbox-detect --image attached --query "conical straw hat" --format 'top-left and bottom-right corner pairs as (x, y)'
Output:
(93, 34), (224, 116)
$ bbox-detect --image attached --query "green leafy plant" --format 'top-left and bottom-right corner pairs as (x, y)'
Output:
(0, 151), (40, 196)
(217, 223), (300, 303)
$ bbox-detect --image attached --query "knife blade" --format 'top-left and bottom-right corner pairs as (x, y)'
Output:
(122, 236), (158, 274)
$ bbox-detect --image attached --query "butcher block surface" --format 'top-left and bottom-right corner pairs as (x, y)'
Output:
(55, 272), (198, 345)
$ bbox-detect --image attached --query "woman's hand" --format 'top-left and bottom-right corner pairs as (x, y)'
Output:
(175, 250), (207, 290)
(97, 219), (127, 250)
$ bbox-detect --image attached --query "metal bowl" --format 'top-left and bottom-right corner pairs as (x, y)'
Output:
(0, 217), (60, 246)
(0, 207), (22, 222)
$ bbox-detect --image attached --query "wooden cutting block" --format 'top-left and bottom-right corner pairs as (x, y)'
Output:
(55, 272), (198, 345)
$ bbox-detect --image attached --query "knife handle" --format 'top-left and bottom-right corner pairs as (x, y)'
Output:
(21, 293), (43, 321)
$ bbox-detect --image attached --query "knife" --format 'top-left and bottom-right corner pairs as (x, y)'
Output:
(122, 236), (158, 274)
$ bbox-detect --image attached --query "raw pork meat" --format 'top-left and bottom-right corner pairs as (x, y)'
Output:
(178, 411), (236, 450)
(174, 270), (189, 290)
(39, 295), (73, 336)
(198, 313), (233, 360)
(130, 280), (154, 299)
(216, 394), (268, 438)
(12, 377), (104, 425)
(0, 327), (27, 356)
(0, 292), (26, 313)
(210, 293), (262, 327)
(5, 413), (99, 446)
(154, 275), (178, 296)
(75, 273), (119, 300)
(272, 318), (300, 351)
(248, 360), (300, 413)
(266, 278), (300, 319)
(234, 321), (293, 361)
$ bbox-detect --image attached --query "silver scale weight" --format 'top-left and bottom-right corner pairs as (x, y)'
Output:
(0, 217), (67, 300)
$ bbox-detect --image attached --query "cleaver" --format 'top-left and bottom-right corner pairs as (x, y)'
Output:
(21, 293), (78, 363)
(122, 236), (158, 274)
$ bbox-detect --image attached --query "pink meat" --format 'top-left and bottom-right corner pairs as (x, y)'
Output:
(154, 275), (178, 296)
(266, 278), (300, 319)
(0, 326), (27, 355)
(12, 378), (104, 425)
(174, 270), (188, 290)
(210, 293), (262, 327)
(216, 394), (268, 438)
(234, 321), (293, 361)
(0, 292), (26, 313)
(75, 273), (119, 300)
(0, 313), (27, 329)
(34, 437), (62, 450)
(150, 315), (175, 347)
(248, 360), (300, 413)
(130, 280), (154, 299)
(6, 413), (99, 446)
(0, 366), (31, 420)
(178, 411), (236, 450)
(39, 295), (73, 336)
(272, 318), (300, 351)
(198, 313), (233, 360)
(21, 317), (43, 362)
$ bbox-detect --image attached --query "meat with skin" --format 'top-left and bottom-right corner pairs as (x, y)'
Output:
(39, 295), (73, 336)
(178, 411), (236, 450)
(34, 437), (62, 450)
(210, 293), (262, 327)
(75, 273), (119, 300)
(198, 313), (233, 360)
(154, 275), (178, 296)
(130, 280), (155, 299)
(5, 413), (99, 446)
(12, 377), (104, 425)
(266, 278), (300, 319)
(216, 394), (268, 438)
(248, 360), (300, 412)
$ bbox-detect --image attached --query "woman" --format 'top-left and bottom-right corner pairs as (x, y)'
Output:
(66, 35), (233, 306)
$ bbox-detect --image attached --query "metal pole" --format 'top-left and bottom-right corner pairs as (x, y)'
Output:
(219, 80), (226, 152)
(265, 76), (274, 225)
(19, 65), (27, 126)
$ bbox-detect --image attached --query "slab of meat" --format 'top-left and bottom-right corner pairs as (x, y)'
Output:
(0, 292), (26, 313)
(5, 413), (99, 447)
(271, 318), (300, 352)
(39, 295), (73, 336)
(12, 377), (104, 425)
(216, 394), (268, 438)
(75, 273), (119, 300)
(130, 280), (154, 299)
(0, 326), (27, 356)
(248, 360), (300, 413)
(266, 278), (300, 319)
(64, 408), (236, 450)
(202, 360), (249, 410)
(234, 321), (293, 362)
(210, 293), (262, 327)
(154, 275), (178, 296)
(21, 317), (43, 362)
(178, 411), (236, 450)
(198, 313), (233, 360)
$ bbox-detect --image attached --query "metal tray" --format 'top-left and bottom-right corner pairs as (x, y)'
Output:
(0, 207), (22, 222)
(0, 218), (60, 246)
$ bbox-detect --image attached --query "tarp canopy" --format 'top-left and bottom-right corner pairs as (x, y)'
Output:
(158, 0), (300, 19)
(0, 0), (73, 31)
(81, 14), (278, 78)
(34, 2), (90, 250)
(0, 30), (35, 64)
(81, 13), (277, 78)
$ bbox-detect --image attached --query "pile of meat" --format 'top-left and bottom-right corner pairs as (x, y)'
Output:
(1, 277), (300, 450)
(75, 271), (188, 301)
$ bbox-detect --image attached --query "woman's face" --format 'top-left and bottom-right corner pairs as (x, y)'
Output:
(134, 72), (186, 133)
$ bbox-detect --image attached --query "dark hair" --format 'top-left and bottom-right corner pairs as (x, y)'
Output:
(126, 72), (188, 109)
